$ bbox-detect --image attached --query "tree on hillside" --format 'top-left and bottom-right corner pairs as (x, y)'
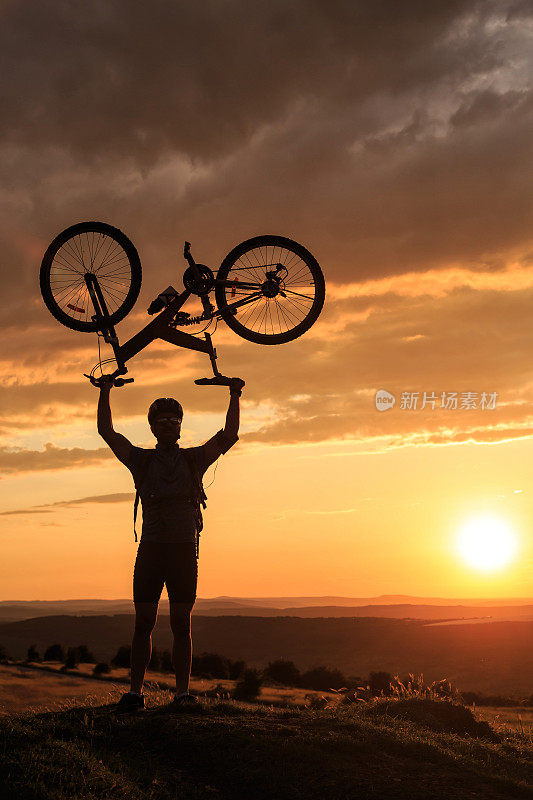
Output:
(63, 647), (79, 669)
(76, 645), (95, 663)
(111, 645), (131, 668)
(26, 645), (40, 662)
(300, 666), (346, 691)
(265, 659), (301, 686)
(192, 652), (230, 679)
(44, 644), (64, 662)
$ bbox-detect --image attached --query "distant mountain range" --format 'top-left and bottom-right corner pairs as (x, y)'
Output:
(0, 596), (531, 623)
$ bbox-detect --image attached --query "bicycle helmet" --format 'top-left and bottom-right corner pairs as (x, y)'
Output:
(148, 398), (183, 424)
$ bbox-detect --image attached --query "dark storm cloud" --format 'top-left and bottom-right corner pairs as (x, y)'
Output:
(0, 0), (482, 164)
(0, 0), (530, 294)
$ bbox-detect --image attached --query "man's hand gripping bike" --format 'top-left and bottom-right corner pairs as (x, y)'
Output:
(39, 221), (325, 387)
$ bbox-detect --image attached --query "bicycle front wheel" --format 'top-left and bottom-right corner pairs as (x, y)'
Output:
(40, 221), (142, 332)
(215, 235), (325, 344)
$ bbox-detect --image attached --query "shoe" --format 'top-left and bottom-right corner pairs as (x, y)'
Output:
(167, 693), (200, 711)
(114, 691), (145, 714)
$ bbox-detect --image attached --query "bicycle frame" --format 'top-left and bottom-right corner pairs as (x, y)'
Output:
(87, 240), (274, 380)
(90, 283), (222, 380)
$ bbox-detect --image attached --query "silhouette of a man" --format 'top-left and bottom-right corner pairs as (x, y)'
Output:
(97, 375), (244, 712)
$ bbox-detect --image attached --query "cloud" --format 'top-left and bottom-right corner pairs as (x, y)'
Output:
(0, 443), (111, 475)
(0, 0), (531, 302)
(1, 0), (532, 465)
(0, 492), (133, 515)
(0, 0), (492, 164)
(3, 269), (533, 453)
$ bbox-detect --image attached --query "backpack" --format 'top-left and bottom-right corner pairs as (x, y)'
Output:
(133, 448), (207, 559)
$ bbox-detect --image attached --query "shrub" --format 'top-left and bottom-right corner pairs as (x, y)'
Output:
(26, 645), (40, 662)
(0, 644), (8, 663)
(160, 650), (173, 673)
(93, 662), (110, 676)
(228, 659), (246, 680)
(305, 694), (330, 710)
(369, 671), (394, 696)
(203, 683), (232, 700)
(265, 659), (301, 686)
(233, 668), (263, 700)
(148, 646), (161, 671)
(44, 644), (64, 662)
(391, 673), (460, 701)
(111, 645), (131, 669)
(300, 666), (346, 691)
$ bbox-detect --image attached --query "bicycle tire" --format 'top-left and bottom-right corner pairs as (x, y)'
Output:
(40, 221), (142, 333)
(215, 235), (325, 344)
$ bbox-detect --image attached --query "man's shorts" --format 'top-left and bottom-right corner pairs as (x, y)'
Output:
(133, 541), (198, 604)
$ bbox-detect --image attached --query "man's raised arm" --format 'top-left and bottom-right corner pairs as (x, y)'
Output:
(97, 376), (133, 465)
(223, 378), (245, 440)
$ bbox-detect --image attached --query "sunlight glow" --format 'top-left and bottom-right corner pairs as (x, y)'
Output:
(456, 515), (518, 571)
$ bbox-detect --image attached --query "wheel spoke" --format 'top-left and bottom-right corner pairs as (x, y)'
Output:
(283, 287), (314, 301)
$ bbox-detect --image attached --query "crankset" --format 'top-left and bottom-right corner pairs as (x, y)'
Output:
(183, 264), (215, 295)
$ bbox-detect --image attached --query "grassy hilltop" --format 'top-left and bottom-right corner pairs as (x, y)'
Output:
(1, 694), (531, 800)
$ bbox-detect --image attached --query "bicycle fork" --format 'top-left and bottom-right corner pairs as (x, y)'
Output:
(84, 273), (118, 344)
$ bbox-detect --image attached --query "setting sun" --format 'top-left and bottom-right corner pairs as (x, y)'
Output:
(456, 515), (519, 571)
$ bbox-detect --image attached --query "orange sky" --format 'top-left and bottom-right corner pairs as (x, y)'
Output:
(1, 1), (532, 599)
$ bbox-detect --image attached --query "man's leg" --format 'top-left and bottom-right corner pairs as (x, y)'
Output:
(169, 601), (194, 695)
(131, 601), (158, 694)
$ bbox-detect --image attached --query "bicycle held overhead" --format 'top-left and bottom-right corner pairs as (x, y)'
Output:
(39, 221), (325, 386)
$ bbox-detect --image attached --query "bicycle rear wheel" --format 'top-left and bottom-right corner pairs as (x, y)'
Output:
(215, 235), (325, 344)
(40, 221), (142, 332)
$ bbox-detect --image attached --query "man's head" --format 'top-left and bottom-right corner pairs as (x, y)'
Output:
(148, 398), (183, 445)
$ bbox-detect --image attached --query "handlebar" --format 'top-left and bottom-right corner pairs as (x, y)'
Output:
(84, 373), (134, 388)
(195, 376), (245, 392)
(195, 376), (232, 386)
